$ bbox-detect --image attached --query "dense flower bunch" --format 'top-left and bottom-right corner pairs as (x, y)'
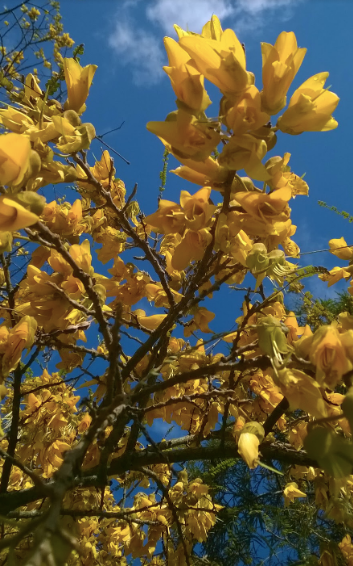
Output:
(0, 10), (352, 566)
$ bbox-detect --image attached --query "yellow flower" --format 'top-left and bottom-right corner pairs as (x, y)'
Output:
(178, 25), (251, 98)
(170, 155), (228, 189)
(277, 72), (339, 134)
(218, 134), (270, 181)
(0, 196), (39, 232)
(225, 86), (270, 134)
(134, 310), (167, 331)
(296, 326), (352, 389)
(0, 107), (34, 134)
(172, 228), (212, 271)
(234, 186), (292, 237)
(277, 368), (327, 418)
(63, 58), (97, 114)
(147, 109), (221, 161)
(145, 199), (185, 235)
(319, 266), (353, 287)
(328, 237), (353, 261)
(265, 153), (309, 198)
(0, 133), (31, 186)
(163, 37), (211, 112)
(238, 424), (265, 470)
(283, 482), (306, 506)
(2, 316), (37, 377)
(180, 187), (216, 231)
(261, 31), (306, 115)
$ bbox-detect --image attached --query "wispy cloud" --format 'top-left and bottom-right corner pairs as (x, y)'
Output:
(108, 6), (164, 85)
(108, 0), (304, 85)
(146, 0), (235, 34)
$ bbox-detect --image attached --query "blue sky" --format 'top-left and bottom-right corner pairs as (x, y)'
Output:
(57, 0), (353, 324)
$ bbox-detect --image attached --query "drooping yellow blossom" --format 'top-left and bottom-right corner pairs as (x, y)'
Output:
(265, 153), (309, 197)
(184, 307), (215, 337)
(170, 155), (228, 189)
(0, 133), (31, 186)
(134, 310), (167, 331)
(178, 24), (251, 98)
(163, 37), (211, 112)
(145, 199), (185, 235)
(225, 85), (270, 134)
(218, 134), (270, 181)
(237, 422), (265, 469)
(147, 109), (221, 161)
(261, 31), (306, 115)
(277, 72), (339, 134)
(63, 57), (97, 114)
(283, 482), (306, 506)
(339, 535), (353, 565)
(319, 266), (353, 287)
(234, 186), (292, 237)
(172, 228), (213, 271)
(328, 237), (353, 261)
(0, 316), (37, 378)
(180, 187), (216, 231)
(0, 196), (39, 232)
(295, 326), (353, 389)
(276, 368), (327, 418)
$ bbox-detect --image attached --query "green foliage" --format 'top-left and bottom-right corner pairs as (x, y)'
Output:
(295, 290), (353, 330)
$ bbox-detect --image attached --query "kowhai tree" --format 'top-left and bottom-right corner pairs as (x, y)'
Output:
(0, 3), (353, 566)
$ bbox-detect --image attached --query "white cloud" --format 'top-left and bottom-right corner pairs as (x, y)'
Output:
(108, 0), (304, 85)
(146, 0), (234, 34)
(108, 16), (164, 85)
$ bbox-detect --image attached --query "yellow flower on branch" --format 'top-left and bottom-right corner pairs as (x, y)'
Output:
(178, 22), (251, 98)
(276, 368), (327, 418)
(296, 326), (353, 389)
(277, 72), (339, 134)
(283, 482), (306, 506)
(218, 134), (270, 181)
(0, 133), (31, 186)
(328, 237), (353, 261)
(147, 109), (221, 161)
(163, 37), (211, 112)
(261, 31), (306, 115)
(63, 57), (97, 114)
(225, 85), (270, 134)
(0, 196), (39, 232)
(237, 422), (265, 469)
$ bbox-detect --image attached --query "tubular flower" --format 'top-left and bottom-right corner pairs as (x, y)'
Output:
(328, 237), (353, 261)
(277, 72), (339, 134)
(218, 134), (270, 181)
(261, 31), (306, 115)
(237, 422), (265, 469)
(171, 228), (213, 271)
(319, 266), (353, 287)
(0, 196), (39, 232)
(147, 109), (221, 161)
(163, 37), (211, 112)
(0, 133), (31, 186)
(265, 153), (309, 197)
(170, 155), (229, 190)
(225, 86), (270, 134)
(180, 187), (216, 230)
(1, 316), (37, 378)
(283, 482), (306, 506)
(63, 57), (97, 114)
(277, 368), (327, 418)
(178, 25), (251, 98)
(295, 326), (353, 389)
(145, 199), (185, 235)
(234, 186), (292, 237)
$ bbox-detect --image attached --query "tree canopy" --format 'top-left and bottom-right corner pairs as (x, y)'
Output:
(0, 3), (353, 566)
